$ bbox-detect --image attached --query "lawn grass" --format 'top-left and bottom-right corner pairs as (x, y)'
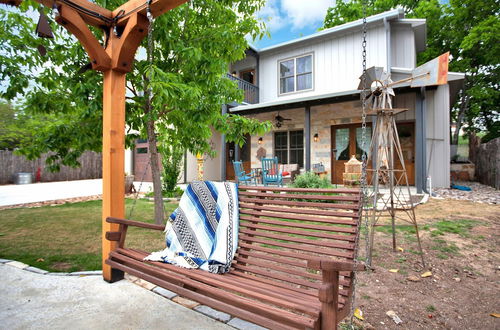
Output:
(0, 199), (177, 272)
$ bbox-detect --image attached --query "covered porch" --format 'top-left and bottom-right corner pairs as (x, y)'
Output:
(221, 87), (439, 192)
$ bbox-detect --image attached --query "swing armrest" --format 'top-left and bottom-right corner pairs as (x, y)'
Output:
(307, 258), (366, 272)
(106, 217), (166, 231)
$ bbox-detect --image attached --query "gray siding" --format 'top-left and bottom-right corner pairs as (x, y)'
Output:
(426, 85), (451, 188)
(257, 24), (388, 103)
(390, 24), (416, 69)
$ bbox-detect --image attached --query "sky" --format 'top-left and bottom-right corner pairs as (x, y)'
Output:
(253, 0), (334, 49)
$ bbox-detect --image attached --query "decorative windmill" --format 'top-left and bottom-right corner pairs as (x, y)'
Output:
(359, 52), (450, 267)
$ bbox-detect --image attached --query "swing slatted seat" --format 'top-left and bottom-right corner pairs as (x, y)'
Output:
(105, 185), (364, 329)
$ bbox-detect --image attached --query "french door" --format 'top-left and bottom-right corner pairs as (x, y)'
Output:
(331, 124), (372, 184)
(330, 123), (415, 185)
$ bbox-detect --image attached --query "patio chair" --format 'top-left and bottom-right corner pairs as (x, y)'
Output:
(232, 161), (257, 185)
(261, 157), (283, 186)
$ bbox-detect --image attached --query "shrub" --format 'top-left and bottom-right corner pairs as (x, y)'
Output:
(160, 142), (184, 194)
(289, 171), (333, 189)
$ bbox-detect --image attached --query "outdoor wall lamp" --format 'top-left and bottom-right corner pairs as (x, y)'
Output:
(258, 137), (263, 144)
(313, 133), (319, 142)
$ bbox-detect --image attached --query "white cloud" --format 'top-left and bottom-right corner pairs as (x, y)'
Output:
(257, 0), (287, 32)
(281, 0), (333, 30)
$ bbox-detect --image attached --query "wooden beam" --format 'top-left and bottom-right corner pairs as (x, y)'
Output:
(109, 13), (148, 72)
(3, 0), (187, 283)
(55, 4), (111, 71)
(0, 0), (22, 6)
(41, 0), (112, 28)
(101, 69), (126, 282)
(113, 0), (187, 24)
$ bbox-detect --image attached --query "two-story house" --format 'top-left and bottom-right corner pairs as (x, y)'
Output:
(183, 8), (464, 191)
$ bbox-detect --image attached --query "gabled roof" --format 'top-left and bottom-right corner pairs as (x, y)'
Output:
(251, 8), (405, 54)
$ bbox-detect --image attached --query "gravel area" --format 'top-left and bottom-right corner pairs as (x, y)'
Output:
(434, 181), (499, 204)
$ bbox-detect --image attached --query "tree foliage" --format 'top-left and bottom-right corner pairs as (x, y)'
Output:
(0, 0), (271, 168)
(323, 0), (499, 144)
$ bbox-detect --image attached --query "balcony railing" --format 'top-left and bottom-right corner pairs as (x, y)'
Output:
(227, 74), (259, 104)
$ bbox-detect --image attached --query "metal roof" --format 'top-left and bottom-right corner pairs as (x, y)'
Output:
(255, 8), (404, 54)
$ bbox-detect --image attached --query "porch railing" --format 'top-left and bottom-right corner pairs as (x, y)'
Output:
(226, 73), (259, 104)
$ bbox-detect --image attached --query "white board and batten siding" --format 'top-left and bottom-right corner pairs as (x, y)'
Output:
(391, 23), (417, 69)
(426, 85), (451, 188)
(258, 24), (388, 104)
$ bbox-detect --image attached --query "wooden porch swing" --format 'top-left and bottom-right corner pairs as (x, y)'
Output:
(3, 0), (369, 328)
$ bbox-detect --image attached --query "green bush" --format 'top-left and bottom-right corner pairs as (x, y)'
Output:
(289, 171), (333, 189)
(160, 142), (184, 194)
(145, 186), (184, 198)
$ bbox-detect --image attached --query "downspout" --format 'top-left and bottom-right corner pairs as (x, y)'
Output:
(256, 52), (260, 102)
(384, 17), (391, 74)
(415, 87), (428, 194)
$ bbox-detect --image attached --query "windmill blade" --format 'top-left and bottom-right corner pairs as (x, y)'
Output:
(410, 52), (449, 87)
(358, 66), (390, 90)
(367, 67), (385, 82)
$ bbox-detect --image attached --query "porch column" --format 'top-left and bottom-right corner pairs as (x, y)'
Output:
(305, 106), (311, 171)
(234, 144), (240, 162)
(220, 104), (227, 181)
(256, 54), (260, 102)
(415, 87), (427, 194)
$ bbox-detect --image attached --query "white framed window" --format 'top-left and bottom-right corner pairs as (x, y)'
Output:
(274, 130), (304, 167)
(279, 54), (313, 95)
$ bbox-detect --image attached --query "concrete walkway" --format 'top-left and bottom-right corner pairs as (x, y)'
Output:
(0, 179), (154, 207)
(0, 263), (230, 330)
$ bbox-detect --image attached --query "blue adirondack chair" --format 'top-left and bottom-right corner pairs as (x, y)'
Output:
(233, 161), (257, 185)
(261, 157), (283, 186)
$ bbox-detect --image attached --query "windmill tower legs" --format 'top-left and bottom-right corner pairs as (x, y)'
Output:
(365, 110), (425, 268)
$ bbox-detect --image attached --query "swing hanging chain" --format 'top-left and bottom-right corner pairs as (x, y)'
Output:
(146, 0), (154, 108)
(128, 157), (151, 219)
(349, 1), (369, 327)
(360, 4), (371, 270)
(128, 0), (154, 220)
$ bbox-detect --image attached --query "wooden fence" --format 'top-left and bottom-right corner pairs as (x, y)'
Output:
(0, 150), (102, 184)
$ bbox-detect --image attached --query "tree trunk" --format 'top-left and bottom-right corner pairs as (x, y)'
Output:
(146, 117), (165, 225)
(144, 70), (164, 225)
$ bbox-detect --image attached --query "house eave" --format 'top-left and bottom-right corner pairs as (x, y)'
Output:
(230, 89), (360, 114)
(254, 8), (404, 54)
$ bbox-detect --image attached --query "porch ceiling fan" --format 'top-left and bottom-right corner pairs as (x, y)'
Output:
(274, 112), (292, 128)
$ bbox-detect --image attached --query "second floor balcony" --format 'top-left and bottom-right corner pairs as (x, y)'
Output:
(227, 74), (259, 104)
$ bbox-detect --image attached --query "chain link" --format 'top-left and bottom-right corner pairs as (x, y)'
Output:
(146, 0), (154, 108)
(129, 0), (154, 220)
(349, 2), (369, 328)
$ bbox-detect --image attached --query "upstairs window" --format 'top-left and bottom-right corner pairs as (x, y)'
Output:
(279, 54), (313, 95)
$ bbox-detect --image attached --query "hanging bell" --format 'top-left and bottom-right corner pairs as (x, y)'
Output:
(35, 9), (54, 39)
(37, 45), (47, 56)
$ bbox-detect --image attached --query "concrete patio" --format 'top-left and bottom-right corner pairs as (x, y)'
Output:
(0, 262), (230, 330)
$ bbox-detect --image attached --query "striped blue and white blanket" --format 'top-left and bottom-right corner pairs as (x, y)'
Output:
(145, 181), (239, 274)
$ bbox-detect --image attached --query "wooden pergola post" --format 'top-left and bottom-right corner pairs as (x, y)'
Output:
(2, 0), (187, 282)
